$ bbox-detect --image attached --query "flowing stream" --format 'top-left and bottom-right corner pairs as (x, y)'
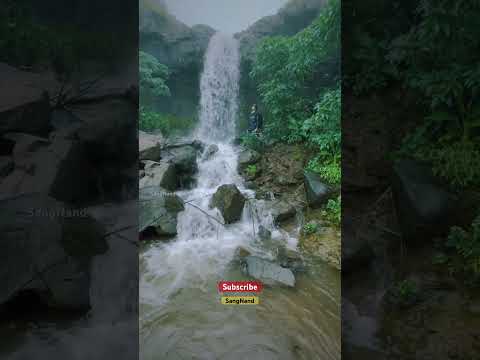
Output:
(140, 33), (341, 360)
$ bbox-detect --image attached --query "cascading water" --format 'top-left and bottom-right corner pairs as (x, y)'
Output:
(140, 32), (341, 360)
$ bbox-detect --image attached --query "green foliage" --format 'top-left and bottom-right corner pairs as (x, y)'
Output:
(303, 89), (341, 184)
(444, 215), (480, 285)
(240, 133), (266, 153)
(245, 164), (258, 178)
(303, 222), (319, 235)
(390, 279), (419, 308)
(139, 51), (170, 103)
(139, 107), (194, 136)
(349, 32), (397, 95)
(251, 0), (340, 187)
(388, 0), (480, 189)
(0, 1), (117, 73)
(321, 195), (341, 227)
(251, 0), (340, 141)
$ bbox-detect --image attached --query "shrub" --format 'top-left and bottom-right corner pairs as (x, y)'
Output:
(445, 215), (480, 285)
(139, 108), (194, 136)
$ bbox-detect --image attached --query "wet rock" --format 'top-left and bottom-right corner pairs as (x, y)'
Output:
(242, 256), (295, 287)
(258, 225), (272, 241)
(51, 109), (83, 132)
(0, 63), (53, 136)
(0, 194), (107, 311)
(203, 144), (219, 160)
(266, 200), (296, 224)
(4, 132), (50, 168)
(238, 148), (260, 171)
(304, 171), (335, 208)
(139, 187), (185, 238)
(0, 156), (14, 178)
(210, 184), (246, 224)
(1, 136), (97, 203)
(163, 144), (199, 185)
(277, 247), (305, 273)
(342, 223), (374, 274)
(391, 159), (459, 243)
(139, 161), (177, 191)
(234, 246), (252, 260)
(139, 131), (164, 161)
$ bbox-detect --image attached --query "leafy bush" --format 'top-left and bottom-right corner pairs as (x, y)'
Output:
(303, 222), (319, 235)
(390, 0), (480, 189)
(245, 164), (258, 178)
(303, 88), (341, 184)
(322, 195), (341, 227)
(251, 0), (340, 142)
(240, 133), (266, 153)
(386, 279), (420, 308)
(139, 51), (170, 105)
(0, 1), (118, 73)
(139, 108), (194, 136)
(445, 215), (480, 285)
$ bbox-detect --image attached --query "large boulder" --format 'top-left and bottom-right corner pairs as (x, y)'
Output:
(139, 161), (177, 191)
(139, 186), (185, 237)
(210, 184), (246, 224)
(0, 194), (107, 311)
(139, 130), (164, 161)
(266, 200), (297, 224)
(304, 171), (336, 208)
(242, 256), (295, 287)
(238, 148), (260, 171)
(391, 159), (459, 243)
(0, 135), (97, 204)
(165, 144), (198, 175)
(0, 156), (13, 178)
(140, 5), (215, 118)
(0, 63), (56, 137)
(203, 144), (219, 160)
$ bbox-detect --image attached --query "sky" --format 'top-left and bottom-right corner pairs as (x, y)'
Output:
(163, 0), (289, 34)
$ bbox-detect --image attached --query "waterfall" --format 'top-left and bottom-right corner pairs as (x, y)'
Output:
(196, 33), (240, 142)
(141, 33), (266, 306)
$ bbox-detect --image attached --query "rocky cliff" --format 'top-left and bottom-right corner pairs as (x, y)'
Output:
(139, 4), (215, 118)
(234, 0), (326, 127)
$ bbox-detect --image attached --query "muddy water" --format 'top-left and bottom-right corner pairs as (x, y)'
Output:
(140, 250), (340, 360)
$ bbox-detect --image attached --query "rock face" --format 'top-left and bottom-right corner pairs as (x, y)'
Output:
(210, 184), (246, 224)
(236, 0), (326, 114)
(277, 247), (305, 273)
(1, 135), (97, 204)
(304, 171), (335, 208)
(139, 186), (185, 237)
(1, 195), (107, 311)
(139, 134), (202, 190)
(139, 161), (177, 191)
(266, 200), (297, 224)
(0, 64), (55, 137)
(242, 256), (295, 287)
(203, 144), (219, 160)
(238, 148), (260, 171)
(139, 4), (215, 118)
(139, 131), (164, 161)
(235, 0), (326, 61)
(391, 159), (458, 243)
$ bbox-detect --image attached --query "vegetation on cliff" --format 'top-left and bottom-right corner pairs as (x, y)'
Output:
(247, 0), (340, 222)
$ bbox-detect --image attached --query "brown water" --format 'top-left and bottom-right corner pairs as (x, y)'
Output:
(140, 251), (340, 360)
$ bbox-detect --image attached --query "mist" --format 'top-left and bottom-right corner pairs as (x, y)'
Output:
(164, 0), (289, 34)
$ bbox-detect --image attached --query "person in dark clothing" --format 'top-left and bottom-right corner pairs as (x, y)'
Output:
(248, 104), (263, 133)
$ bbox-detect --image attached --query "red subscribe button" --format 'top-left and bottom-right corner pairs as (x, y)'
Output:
(218, 281), (263, 293)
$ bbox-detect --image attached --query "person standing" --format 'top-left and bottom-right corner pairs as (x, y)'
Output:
(248, 104), (263, 134)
